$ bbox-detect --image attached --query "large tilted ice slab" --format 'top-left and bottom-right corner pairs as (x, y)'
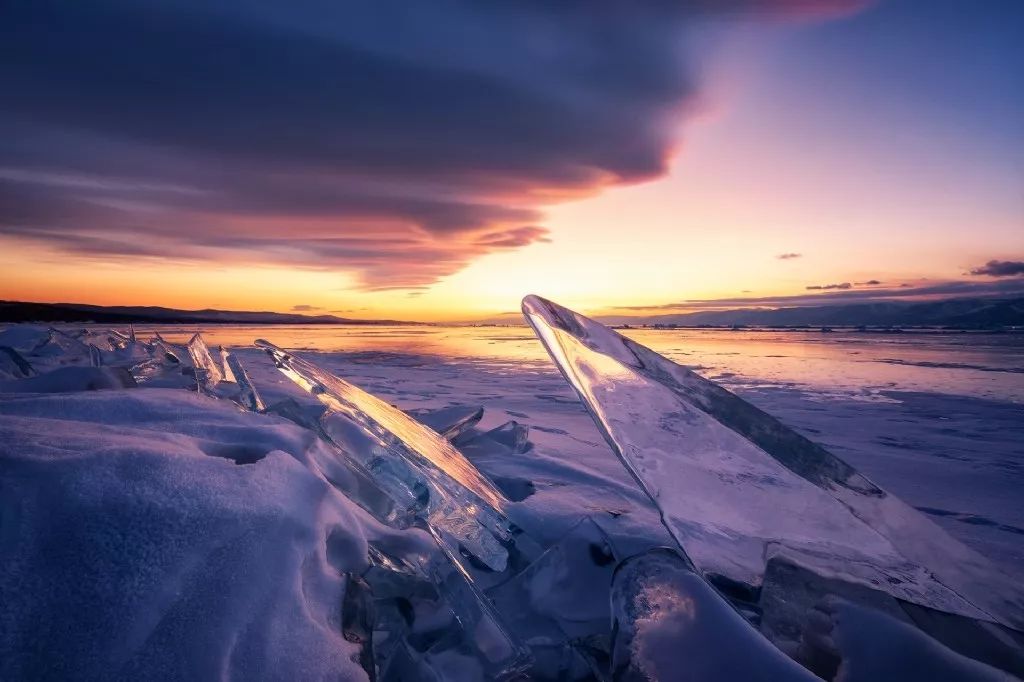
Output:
(522, 295), (1024, 633)
(256, 340), (531, 678)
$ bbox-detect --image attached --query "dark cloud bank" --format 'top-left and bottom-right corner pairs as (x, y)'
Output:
(1, 0), (861, 289)
(970, 260), (1024, 277)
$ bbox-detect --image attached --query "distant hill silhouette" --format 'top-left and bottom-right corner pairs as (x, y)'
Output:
(0, 301), (418, 325)
(600, 297), (1024, 329)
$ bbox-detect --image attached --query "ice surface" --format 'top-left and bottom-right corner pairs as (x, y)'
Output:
(522, 295), (1024, 634)
(187, 333), (223, 390)
(610, 548), (818, 681)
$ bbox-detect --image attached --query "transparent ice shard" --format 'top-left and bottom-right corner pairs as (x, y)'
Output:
(224, 352), (265, 412)
(257, 340), (507, 515)
(610, 548), (818, 681)
(219, 345), (237, 383)
(153, 339), (183, 365)
(187, 333), (223, 390)
(257, 340), (531, 677)
(107, 328), (132, 349)
(522, 295), (1024, 636)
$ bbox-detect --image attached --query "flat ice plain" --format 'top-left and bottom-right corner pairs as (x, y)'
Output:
(1, 319), (1021, 680)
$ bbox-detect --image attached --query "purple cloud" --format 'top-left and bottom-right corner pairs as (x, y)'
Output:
(611, 278), (1024, 311)
(806, 282), (852, 290)
(0, 0), (865, 288)
(970, 260), (1024, 277)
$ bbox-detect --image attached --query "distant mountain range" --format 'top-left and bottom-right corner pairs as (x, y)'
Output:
(598, 297), (1024, 329)
(4, 296), (1022, 329)
(0, 301), (418, 325)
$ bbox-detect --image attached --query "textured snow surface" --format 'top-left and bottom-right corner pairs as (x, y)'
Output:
(0, 388), (415, 681)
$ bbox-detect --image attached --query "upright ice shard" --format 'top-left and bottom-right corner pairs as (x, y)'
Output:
(224, 352), (265, 412)
(522, 295), (1024, 639)
(219, 345), (237, 383)
(187, 333), (223, 390)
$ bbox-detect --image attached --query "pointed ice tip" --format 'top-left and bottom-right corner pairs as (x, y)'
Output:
(520, 294), (548, 315)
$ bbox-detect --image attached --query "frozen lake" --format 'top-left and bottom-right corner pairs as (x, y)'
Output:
(4, 321), (1023, 679)
(123, 323), (1024, 571)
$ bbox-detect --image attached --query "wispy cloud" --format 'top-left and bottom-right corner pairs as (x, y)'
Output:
(806, 282), (851, 290)
(776, 252), (802, 260)
(291, 304), (322, 312)
(609, 278), (1024, 312)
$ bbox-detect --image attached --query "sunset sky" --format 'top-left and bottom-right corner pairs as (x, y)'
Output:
(2, 0), (1022, 321)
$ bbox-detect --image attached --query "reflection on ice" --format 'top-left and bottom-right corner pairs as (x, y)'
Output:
(523, 296), (1024, 646)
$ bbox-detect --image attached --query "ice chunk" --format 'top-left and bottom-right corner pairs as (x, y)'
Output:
(30, 328), (93, 364)
(522, 295), (1024, 634)
(409, 405), (484, 441)
(478, 421), (530, 453)
(224, 352), (265, 412)
(0, 346), (34, 379)
(219, 345), (237, 383)
(610, 548), (818, 681)
(153, 340), (183, 365)
(187, 333), (223, 390)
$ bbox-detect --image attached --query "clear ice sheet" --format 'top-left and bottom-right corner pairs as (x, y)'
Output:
(522, 294), (1024, 634)
(187, 333), (223, 390)
(224, 352), (265, 412)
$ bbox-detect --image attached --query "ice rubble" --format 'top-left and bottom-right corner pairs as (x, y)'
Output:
(2, 312), (1023, 681)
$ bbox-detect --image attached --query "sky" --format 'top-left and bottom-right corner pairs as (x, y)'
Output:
(1, 0), (1022, 321)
